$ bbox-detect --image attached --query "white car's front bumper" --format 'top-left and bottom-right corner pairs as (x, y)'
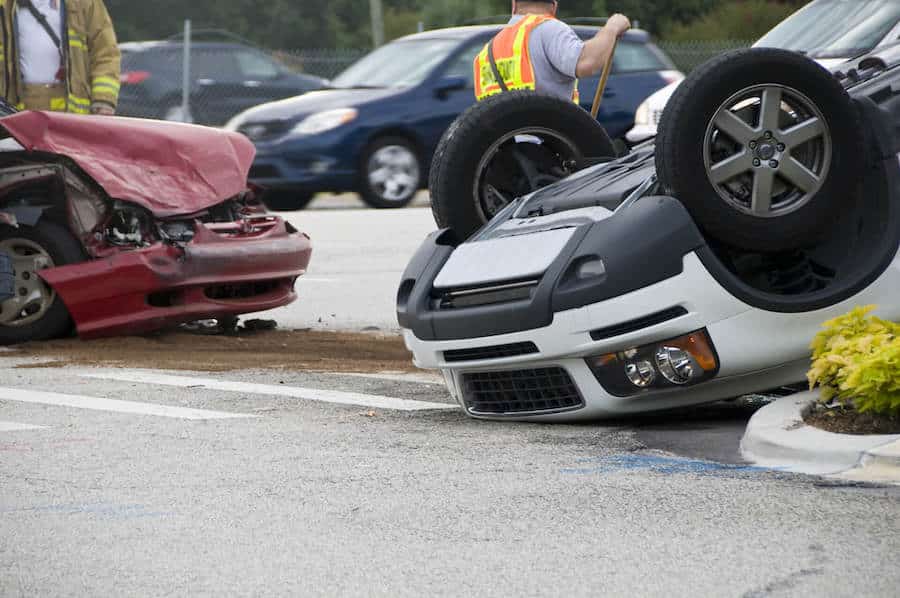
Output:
(403, 248), (900, 422)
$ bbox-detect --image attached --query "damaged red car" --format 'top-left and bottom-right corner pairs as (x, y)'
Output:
(0, 106), (312, 343)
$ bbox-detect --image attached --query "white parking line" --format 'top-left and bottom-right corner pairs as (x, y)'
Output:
(0, 421), (48, 432)
(0, 388), (254, 420)
(79, 371), (457, 412)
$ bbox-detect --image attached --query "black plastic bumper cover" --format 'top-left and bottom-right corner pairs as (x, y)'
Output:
(397, 196), (706, 342)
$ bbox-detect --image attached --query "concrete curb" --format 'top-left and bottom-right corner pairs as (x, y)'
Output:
(740, 392), (900, 483)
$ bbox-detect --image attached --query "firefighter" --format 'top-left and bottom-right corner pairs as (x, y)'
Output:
(475, 1), (630, 102)
(1, 0), (121, 115)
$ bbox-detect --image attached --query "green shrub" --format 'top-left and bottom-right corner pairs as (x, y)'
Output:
(660, 0), (800, 42)
(808, 306), (900, 416)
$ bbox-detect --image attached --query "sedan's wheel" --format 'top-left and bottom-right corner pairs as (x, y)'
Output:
(0, 221), (85, 344)
(360, 138), (422, 209)
(430, 91), (616, 240)
(656, 48), (864, 253)
(0, 238), (57, 327)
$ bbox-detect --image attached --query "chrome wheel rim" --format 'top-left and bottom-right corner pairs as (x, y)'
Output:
(0, 238), (56, 327)
(703, 84), (832, 219)
(367, 145), (420, 203)
(473, 127), (580, 221)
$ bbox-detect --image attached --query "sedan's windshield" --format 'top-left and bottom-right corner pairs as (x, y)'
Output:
(332, 39), (459, 89)
(757, 0), (900, 58)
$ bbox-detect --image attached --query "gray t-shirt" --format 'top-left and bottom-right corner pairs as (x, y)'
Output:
(509, 15), (584, 100)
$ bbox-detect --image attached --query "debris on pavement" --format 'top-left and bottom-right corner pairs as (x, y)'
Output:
(7, 329), (416, 374)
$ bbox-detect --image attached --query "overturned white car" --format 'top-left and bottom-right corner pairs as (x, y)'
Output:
(398, 47), (900, 421)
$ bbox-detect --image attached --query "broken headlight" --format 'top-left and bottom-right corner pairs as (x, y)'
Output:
(585, 329), (719, 397)
(105, 205), (152, 246)
(158, 220), (195, 243)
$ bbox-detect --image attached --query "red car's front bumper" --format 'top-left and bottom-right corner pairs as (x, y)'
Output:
(40, 217), (312, 339)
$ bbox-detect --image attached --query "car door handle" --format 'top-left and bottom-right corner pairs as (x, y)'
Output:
(196, 79), (216, 86)
(243, 81), (262, 88)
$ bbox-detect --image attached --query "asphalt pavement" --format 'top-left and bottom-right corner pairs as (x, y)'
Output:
(2, 195), (899, 596)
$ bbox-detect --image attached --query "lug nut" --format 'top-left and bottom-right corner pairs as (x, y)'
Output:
(764, 131), (773, 139)
(749, 141), (758, 149)
(777, 143), (785, 152)
(22, 272), (30, 280)
(753, 159), (761, 167)
(18, 288), (27, 297)
(769, 160), (779, 168)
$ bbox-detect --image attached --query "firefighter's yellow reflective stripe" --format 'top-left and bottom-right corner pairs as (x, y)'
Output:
(68, 38), (85, 50)
(92, 76), (120, 94)
(67, 95), (91, 113)
(49, 97), (67, 111)
(15, 103), (25, 111)
(68, 29), (87, 44)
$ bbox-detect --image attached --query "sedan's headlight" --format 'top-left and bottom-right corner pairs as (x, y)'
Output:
(633, 100), (650, 126)
(292, 108), (358, 135)
(585, 329), (719, 397)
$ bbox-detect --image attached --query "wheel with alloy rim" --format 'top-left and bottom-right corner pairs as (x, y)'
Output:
(430, 91), (615, 240)
(656, 48), (864, 253)
(360, 138), (422, 209)
(0, 220), (85, 344)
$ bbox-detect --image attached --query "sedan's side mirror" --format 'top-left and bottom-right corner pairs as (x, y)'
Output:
(434, 76), (468, 98)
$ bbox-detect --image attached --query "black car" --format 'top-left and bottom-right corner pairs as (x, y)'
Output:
(117, 41), (327, 126)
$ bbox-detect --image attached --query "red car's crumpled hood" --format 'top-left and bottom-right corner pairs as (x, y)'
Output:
(0, 111), (256, 217)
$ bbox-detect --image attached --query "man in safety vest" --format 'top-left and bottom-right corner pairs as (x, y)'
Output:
(1, 0), (121, 115)
(475, 1), (631, 103)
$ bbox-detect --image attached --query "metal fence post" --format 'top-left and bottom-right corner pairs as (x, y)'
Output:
(369, 0), (384, 48)
(181, 20), (192, 123)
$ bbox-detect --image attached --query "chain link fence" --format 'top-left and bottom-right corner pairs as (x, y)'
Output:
(274, 48), (368, 80)
(115, 40), (750, 127)
(659, 40), (753, 73)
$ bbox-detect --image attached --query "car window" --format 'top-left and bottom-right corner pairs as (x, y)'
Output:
(756, 0), (900, 59)
(235, 50), (282, 80)
(332, 39), (459, 89)
(191, 50), (239, 80)
(611, 42), (667, 73)
(442, 40), (487, 87)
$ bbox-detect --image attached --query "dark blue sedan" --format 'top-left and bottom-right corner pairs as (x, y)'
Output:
(225, 25), (680, 210)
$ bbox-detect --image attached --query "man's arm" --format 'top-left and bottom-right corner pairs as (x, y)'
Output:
(575, 14), (631, 78)
(86, 0), (121, 115)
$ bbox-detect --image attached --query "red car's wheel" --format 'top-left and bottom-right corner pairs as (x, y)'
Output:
(0, 220), (85, 344)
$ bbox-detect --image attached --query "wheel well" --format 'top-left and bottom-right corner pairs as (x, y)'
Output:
(363, 129), (425, 169)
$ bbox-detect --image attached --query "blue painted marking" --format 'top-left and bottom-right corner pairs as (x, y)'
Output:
(0, 502), (173, 520)
(561, 454), (767, 476)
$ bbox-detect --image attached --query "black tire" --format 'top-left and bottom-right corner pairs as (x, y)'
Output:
(0, 220), (86, 344)
(359, 136), (422, 209)
(261, 190), (315, 211)
(430, 91), (616, 239)
(656, 48), (864, 253)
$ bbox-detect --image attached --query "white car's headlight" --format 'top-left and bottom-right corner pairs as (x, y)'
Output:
(292, 108), (358, 135)
(634, 100), (650, 126)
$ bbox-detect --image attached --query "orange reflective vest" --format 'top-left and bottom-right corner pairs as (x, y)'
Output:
(474, 14), (579, 103)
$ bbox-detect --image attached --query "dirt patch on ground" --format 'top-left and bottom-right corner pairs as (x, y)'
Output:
(5, 329), (417, 374)
(805, 406), (900, 435)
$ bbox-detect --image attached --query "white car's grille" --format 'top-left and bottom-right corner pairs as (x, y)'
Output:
(461, 367), (584, 415)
